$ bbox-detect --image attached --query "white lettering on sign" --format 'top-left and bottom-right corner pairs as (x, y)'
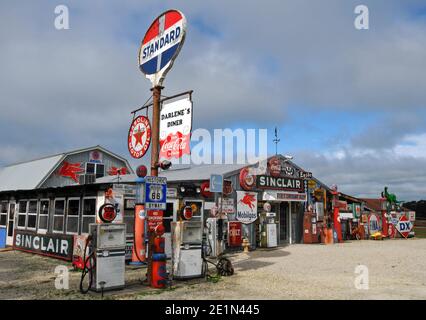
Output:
(141, 25), (182, 61)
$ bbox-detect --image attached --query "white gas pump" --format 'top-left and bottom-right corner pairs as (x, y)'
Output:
(80, 223), (126, 293)
(206, 217), (228, 258)
(266, 212), (278, 248)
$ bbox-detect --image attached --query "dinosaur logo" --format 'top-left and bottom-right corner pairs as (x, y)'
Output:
(58, 161), (84, 183)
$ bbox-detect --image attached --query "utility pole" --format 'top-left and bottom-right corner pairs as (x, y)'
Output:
(273, 126), (280, 156)
(150, 86), (163, 177)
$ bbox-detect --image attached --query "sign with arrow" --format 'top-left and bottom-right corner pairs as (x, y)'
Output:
(210, 174), (223, 193)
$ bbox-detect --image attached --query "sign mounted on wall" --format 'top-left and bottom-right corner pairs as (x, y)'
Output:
(236, 191), (258, 224)
(160, 97), (192, 160)
(138, 9), (187, 87)
(128, 115), (152, 159)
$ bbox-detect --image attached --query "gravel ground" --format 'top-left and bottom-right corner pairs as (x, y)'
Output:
(1, 239), (425, 300)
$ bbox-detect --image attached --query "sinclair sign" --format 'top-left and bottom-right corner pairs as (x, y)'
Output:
(257, 175), (304, 192)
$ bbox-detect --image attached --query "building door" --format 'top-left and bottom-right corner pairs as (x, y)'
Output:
(7, 201), (16, 246)
(279, 202), (289, 243)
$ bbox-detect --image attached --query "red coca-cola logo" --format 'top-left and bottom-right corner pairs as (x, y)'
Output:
(160, 132), (190, 159)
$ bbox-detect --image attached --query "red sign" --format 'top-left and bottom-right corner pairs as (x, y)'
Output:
(239, 167), (256, 191)
(228, 221), (243, 247)
(147, 210), (163, 232)
(200, 181), (213, 198)
(268, 157), (281, 177)
(58, 161), (84, 183)
(128, 116), (151, 159)
(108, 167), (128, 176)
(98, 204), (117, 223)
(160, 132), (191, 160)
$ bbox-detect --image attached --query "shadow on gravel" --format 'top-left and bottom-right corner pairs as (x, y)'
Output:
(233, 259), (275, 271)
(254, 249), (291, 258)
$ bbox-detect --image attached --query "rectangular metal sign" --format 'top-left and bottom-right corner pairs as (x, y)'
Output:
(144, 176), (167, 210)
(210, 174), (223, 193)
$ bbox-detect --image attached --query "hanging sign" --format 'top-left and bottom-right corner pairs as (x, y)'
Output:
(160, 97), (192, 160)
(128, 116), (152, 159)
(138, 10), (187, 87)
(236, 191), (258, 224)
(239, 167), (256, 191)
(396, 215), (412, 239)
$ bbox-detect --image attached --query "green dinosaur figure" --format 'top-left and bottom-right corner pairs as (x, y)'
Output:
(382, 186), (399, 204)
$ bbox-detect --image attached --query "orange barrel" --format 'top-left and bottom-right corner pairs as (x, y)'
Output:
(131, 204), (146, 264)
(151, 253), (168, 288)
(153, 237), (165, 253)
(325, 228), (334, 245)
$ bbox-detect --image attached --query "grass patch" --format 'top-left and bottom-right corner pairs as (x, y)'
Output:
(414, 227), (426, 238)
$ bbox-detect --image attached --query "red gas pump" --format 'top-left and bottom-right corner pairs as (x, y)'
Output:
(380, 198), (389, 237)
(331, 187), (343, 243)
(303, 212), (319, 244)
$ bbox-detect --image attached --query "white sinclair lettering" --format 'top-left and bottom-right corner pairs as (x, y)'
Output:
(258, 175), (303, 191)
(15, 233), (69, 256)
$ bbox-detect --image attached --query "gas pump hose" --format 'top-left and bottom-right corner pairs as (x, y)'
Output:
(79, 236), (95, 294)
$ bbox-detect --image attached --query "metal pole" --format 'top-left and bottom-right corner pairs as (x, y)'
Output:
(147, 85), (162, 287)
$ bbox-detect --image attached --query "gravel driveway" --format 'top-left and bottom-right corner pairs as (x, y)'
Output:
(1, 239), (425, 300)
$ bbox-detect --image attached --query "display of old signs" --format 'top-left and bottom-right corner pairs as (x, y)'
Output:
(396, 215), (413, 238)
(210, 174), (223, 193)
(159, 97), (192, 160)
(144, 176), (167, 210)
(236, 191), (258, 224)
(369, 214), (380, 234)
(138, 10), (187, 86)
(128, 116), (152, 159)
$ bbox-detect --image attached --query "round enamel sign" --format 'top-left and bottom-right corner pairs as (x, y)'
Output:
(128, 116), (152, 159)
(138, 9), (187, 86)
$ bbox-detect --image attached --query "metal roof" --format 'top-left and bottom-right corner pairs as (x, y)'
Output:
(0, 154), (63, 192)
(0, 145), (134, 192)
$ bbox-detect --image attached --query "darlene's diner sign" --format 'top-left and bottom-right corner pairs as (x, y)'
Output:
(13, 230), (74, 261)
(257, 175), (304, 192)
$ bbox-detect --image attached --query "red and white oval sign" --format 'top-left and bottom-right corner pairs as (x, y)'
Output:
(128, 116), (152, 159)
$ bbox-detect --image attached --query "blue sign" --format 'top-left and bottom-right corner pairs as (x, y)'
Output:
(144, 176), (167, 210)
(210, 174), (223, 193)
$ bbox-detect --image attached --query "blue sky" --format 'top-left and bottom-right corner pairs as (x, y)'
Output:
(0, 0), (426, 200)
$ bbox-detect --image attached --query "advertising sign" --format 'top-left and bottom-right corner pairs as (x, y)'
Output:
(128, 116), (152, 159)
(159, 97), (192, 160)
(239, 167), (256, 191)
(218, 197), (235, 214)
(89, 150), (103, 163)
(368, 214), (380, 234)
(138, 10), (187, 87)
(147, 210), (164, 232)
(228, 221), (243, 247)
(257, 175), (303, 192)
(210, 174), (223, 193)
(396, 215), (413, 239)
(144, 176), (167, 210)
(14, 231), (74, 261)
(236, 191), (258, 224)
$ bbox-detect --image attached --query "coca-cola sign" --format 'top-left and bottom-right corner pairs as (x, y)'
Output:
(159, 97), (192, 160)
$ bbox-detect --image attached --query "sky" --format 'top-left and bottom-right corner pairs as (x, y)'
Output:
(0, 0), (425, 201)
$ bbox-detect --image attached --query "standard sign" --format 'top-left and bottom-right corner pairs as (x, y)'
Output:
(14, 231), (74, 261)
(145, 176), (167, 210)
(159, 97), (192, 160)
(138, 10), (187, 86)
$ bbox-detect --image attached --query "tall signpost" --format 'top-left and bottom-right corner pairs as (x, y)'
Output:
(132, 9), (187, 287)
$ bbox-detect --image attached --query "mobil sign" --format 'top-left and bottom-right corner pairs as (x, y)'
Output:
(138, 10), (186, 86)
(396, 215), (413, 239)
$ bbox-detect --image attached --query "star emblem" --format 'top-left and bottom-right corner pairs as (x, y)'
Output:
(133, 126), (145, 147)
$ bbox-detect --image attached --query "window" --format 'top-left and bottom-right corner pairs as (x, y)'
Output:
(85, 163), (105, 178)
(163, 202), (175, 233)
(123, 198), (135, 235)
(81, 198), (96, 234)
(0, 202), (8, 226)
(38, 200), (50, 232)
(53, 199), (65, 233)
(66, 198), (80, 234)
(17, 200), (27, 228)
(27, 200), (38, 230)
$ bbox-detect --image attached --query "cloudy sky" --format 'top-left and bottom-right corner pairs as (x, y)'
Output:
(1, 0), (425, 200)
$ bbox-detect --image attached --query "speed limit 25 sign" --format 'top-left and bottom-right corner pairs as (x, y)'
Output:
(144, 176), (167, 210)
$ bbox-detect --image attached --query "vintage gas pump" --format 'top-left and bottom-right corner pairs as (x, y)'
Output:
(303, 211), (319, 244)
(258, 212), (277, 248)
(171, 206), (204, 279)
(331, 185), (343, 243)
(206, 216), (228, 257)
